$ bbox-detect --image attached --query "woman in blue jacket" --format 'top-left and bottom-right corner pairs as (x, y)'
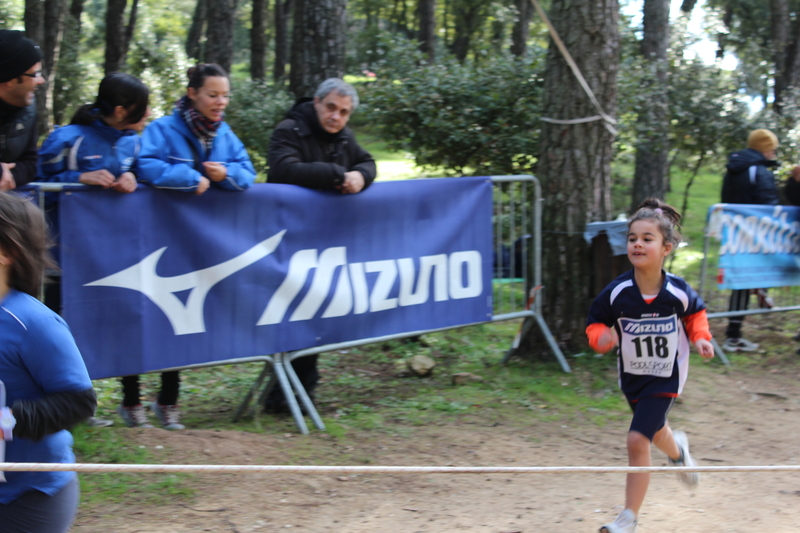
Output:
(0, 192), (96, 533)
(38, 72), (149, 192)
(38, 73), (159, 429)
(136, 63), (256, 194)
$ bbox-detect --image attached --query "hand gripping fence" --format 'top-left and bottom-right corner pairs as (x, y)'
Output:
(1, 463), (800, 475)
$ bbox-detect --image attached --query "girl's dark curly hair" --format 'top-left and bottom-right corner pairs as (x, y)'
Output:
(628, 198), (682, 249)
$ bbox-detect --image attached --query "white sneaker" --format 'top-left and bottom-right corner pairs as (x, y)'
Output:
(599, 508), (637, 533)
(722, 337), (759, 352)
(668, 430), (699, 487)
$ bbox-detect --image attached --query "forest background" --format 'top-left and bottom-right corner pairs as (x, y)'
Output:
(2, 0), (800, 352)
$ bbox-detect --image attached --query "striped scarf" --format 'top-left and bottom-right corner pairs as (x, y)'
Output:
(176, 96), (223, 152)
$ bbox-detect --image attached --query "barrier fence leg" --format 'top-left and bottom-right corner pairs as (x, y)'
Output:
(233, 359), (274, 422)
(273, 354), (309, 435)
(500, 315), (571, 373)
(284, 355), (326, 431)
(710, 337), (731, 366)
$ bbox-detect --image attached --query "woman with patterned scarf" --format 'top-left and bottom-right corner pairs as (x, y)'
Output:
(131, 64), (256, 430)
(137, 63), (256, 195)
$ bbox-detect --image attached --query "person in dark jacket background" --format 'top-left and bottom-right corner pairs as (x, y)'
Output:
(268, 77), (376, 194)
(0, 30), (45, 191)
(720, 129), (781, 352)
(265, 78), (376, 413)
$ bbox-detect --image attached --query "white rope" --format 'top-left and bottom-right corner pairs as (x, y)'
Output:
(528, 0), (618, 136)
(2, 463), (800, 474)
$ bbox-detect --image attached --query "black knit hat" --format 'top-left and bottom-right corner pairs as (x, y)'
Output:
(0, 30), (42, 83)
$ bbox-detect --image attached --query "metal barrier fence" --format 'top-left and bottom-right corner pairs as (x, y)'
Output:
(25, 177), (566, 434)
(697, 204), (800, 364)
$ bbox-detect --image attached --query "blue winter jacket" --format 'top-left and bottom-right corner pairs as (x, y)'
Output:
(136, 110), (256, 192)
(37, 119), (140, 183)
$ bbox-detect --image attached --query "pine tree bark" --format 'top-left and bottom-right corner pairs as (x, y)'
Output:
(53, 0), (84, 125)
(273, 0), (293, 81)
(527, 0), (619, 352)
(26, 0), (68, 133)
(289, 0), (347, 100)
(186, 0), (207, 61)
(450, 0), (490, 62)
(205, 0), (237, 74)
(631, 0), (669, 208)
(417, 0), (436, 61)
(251, 0), (268, 79)
(510, 0), (532, 57)
(103, 0), (127, 74)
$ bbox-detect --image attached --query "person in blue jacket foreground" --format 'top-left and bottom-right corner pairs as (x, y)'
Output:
(136, 63), (256, 194)
(0, 192), (96, 533)
(130, 64), (255, 429)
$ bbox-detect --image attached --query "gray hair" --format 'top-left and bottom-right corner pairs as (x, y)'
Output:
(314, 78), (359, 110)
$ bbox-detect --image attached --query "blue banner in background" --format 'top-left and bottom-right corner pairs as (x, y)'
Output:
(709, 203), (800, 290)
(60, 178), (493, 379)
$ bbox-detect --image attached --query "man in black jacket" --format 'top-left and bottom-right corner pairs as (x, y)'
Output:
(720, 129), (782, 352)
(0, 30), (44, 191)
(268, 78), (376, 194)
(265, 79), (376, 413)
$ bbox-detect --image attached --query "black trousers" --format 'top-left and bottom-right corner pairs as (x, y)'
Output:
(121, 371), (181, 407)
(725, 289), (750, 339)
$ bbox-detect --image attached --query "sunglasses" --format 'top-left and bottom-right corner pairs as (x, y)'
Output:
(20, 71), (43, 79)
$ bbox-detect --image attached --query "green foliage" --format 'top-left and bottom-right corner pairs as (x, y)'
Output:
(0, 0), (23, 29)
(362, 34), (545, 176)
(224, 81), (294, 175)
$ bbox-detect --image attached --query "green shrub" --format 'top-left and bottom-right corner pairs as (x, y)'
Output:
(225, 81), (294, 174)
(362, 34), (545, 176)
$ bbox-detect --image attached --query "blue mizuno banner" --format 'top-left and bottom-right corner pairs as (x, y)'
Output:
(59, 178), (493, 379)
(708, 203), (800, 290)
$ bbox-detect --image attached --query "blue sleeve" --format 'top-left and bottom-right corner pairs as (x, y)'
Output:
(214, 130), (256, 191)
(682, 280), (707, 316)
(136, 120), (203, 191)
(36, 127), (82, 183)
(23, 313), (92, 394)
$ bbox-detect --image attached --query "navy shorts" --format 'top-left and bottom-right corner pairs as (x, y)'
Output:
(0, 475), (79, 533)
(627, 396), (675, 441)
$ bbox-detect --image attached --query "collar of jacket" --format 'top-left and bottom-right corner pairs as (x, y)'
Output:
(0, 97), (34, 125)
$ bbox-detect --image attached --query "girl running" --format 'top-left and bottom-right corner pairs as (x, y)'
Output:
(586, 198), (714, 533)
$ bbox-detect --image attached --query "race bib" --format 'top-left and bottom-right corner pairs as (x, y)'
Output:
(618, 316), (679, 378)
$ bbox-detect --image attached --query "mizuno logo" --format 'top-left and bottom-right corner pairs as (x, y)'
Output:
(622, 321), (675, 334)
(86, 231), (484, 336)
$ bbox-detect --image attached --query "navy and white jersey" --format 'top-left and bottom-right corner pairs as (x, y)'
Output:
(587, 270), (706, 401)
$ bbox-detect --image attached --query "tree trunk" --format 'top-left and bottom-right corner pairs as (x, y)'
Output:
(450, 0), (489, 62)
(104, 0), (126, 74)
(186, 0), (207, 60)
(289, 0), (347, 100)
(251, 0), (268, 79)
(205, 0), (237, 74)
(772, 0), (790, 114)
(273, 0), (293, 81)
(527, 0), (619, 352)
(510, 0), (532, 57)
(631, 0), (669, 209)
(53, 0), (84, 125)
(27, 0), (68, 134)
(417, 0), (435, 61)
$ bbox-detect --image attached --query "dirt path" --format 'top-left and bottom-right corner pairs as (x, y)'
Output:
(72, 362), (800, 533)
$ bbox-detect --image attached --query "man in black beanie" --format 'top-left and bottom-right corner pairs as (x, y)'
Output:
(0, 30), (44, 191)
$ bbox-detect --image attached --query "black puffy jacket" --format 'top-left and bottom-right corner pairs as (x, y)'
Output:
(0, 97), (38, 187)
(267, 100), (376, 191)
(720, 148), (779, 205)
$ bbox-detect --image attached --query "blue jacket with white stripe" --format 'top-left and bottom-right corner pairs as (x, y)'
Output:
(136, 110), (256, 192)
(37, 119), (140, 183)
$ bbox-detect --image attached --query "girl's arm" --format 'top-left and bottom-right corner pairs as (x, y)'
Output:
(213, 132), (256, 191)
(136, 122), (204, 191)
(36, 128), (83, 183)
(683, 310), (715, 358)
(586, 322), (618, 353)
